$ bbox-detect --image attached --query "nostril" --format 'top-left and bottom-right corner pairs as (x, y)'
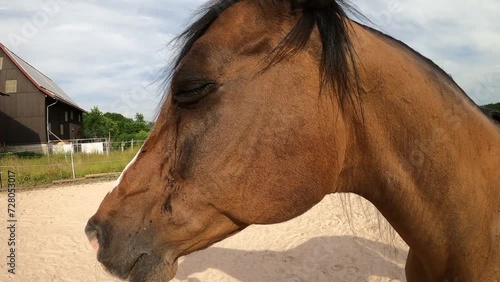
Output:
(85, 217), (103, 248)
(90, 237), (100, 251)
(85, 216), (114, 255)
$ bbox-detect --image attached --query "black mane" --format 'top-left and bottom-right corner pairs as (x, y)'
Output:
(172, 0), (239, 70)
(166, 0), (495, 125)
(168, 0), (366, 109)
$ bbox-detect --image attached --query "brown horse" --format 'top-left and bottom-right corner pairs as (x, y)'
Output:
(85, 0), (500, 281)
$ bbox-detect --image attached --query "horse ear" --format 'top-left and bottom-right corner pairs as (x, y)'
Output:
(291, 0), (334, 10)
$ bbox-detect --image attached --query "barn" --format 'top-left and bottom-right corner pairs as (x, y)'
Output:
(0, 43), (86, 154)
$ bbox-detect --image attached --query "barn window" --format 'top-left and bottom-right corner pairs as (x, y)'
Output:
(60, 124), (64, 135)
(78, 114), (81, 122)
(5, 80), (17, 93)
(70, 111), (74, 120)
(0, 57), (3, 70)
(65, 111), (68, 122)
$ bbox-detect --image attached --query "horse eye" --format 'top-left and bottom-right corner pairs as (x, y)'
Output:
(173, 83), (217, 105)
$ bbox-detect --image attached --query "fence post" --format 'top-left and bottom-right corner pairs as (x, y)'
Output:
(70, 143), (76, 179)
(131, 139), (134, 151)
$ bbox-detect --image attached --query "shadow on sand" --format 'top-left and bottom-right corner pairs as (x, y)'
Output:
(175, 236), (408, 281)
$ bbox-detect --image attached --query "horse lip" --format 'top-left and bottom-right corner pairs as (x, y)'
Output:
(127, 253), (179, 282)
(104, 253), (146, 280)
(124, 253), (146, 280)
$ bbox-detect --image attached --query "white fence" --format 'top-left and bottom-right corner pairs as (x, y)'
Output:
(0, 139), (146, 156)
(0, 140), (146, 187)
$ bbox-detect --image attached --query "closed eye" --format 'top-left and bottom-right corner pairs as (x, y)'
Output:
(173, 83), (217, 105)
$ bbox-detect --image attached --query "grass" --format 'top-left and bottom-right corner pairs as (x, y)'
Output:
(0, 149), (138, 188)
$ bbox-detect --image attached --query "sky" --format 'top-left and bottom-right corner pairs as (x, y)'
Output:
(0, 0), (498, 121)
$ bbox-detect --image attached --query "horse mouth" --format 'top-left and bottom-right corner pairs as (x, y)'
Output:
(126, 254), (147, 281)
(102, 252), (178, 282)
(99, 253), (146, 281)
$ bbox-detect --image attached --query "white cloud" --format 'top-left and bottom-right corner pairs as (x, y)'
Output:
(0, 0), (498, 122)
(0, 0), (204, 120)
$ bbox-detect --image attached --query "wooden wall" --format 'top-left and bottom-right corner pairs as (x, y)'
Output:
(0, 49), (46, 145)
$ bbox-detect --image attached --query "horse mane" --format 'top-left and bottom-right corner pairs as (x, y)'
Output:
(172, 0), (239, 71)
(167, 0), (367, 110)
(166, 0), (495, 125)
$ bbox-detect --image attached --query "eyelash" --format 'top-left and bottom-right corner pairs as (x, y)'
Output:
(173, 83), (217, 105)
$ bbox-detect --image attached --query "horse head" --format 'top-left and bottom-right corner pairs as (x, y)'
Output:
(85, 1), (357, 280)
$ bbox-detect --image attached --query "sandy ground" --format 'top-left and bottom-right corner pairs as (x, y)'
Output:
(0, 181), (409, 282)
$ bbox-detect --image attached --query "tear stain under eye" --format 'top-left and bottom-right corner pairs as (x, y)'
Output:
(171, 109), (199, 180)
(167, 172), (175, 189)
(173, 114), (182, 168)
(177, 137), (197, 180)
(162, 114), (181, 190)
(164, 195), (173, 214)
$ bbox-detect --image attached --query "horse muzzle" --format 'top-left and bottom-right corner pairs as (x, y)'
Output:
(85, 216), (140, 279)
(85, 216), (178, 281)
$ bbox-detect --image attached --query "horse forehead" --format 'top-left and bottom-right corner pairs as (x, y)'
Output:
(181, 3), (280, 75)
(201, 1), (272, 47)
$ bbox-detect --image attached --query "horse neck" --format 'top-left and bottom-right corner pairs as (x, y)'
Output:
(338, 23), (500, 278)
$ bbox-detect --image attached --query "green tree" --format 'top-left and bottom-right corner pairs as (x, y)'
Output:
(135, 113), (145, 124)
(83, 107), (152, 143)
(134, 130), (150, 141)
(483, 102), (500, 112)
(83, 107), (118, 138)
(147, 121), (155, 130)
(135, 113), (150, 132)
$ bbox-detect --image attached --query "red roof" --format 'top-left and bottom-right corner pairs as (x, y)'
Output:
(0, 43), (86, 112)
